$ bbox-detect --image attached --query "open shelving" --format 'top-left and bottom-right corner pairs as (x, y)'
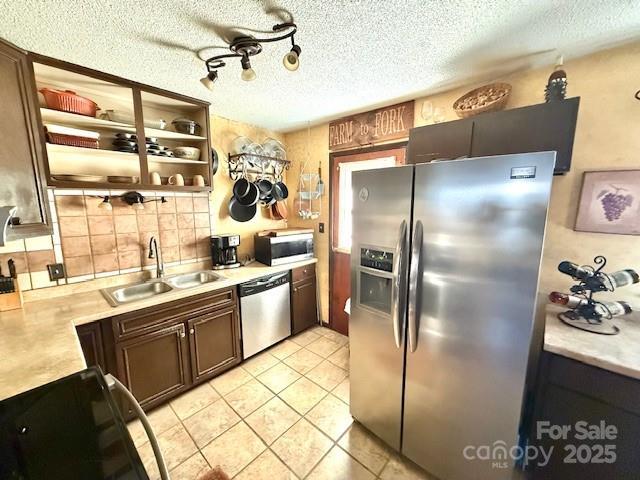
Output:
(32, 58), (213, 191)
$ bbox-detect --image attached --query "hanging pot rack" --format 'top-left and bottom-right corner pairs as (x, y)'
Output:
(227, 152), (290, 181)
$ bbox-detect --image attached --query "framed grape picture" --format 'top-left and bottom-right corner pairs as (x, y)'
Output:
(575, 170), (640, 235)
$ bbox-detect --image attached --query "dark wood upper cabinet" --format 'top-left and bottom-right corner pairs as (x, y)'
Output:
(188, 307), (241, 383)
(407, 119), (473, 163)
(0, 38), (50, 235)
(291, 265), (318, 335)
(115, 322), (190, 409)
(470, 97), (580, 173)
(407, 98), (579, 174)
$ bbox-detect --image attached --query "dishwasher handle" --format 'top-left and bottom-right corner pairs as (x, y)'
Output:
(240, 272), (290, 296)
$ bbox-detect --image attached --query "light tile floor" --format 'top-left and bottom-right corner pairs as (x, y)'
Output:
(130, 326), (433, 480)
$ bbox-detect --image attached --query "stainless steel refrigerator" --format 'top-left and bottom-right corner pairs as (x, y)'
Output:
(349, 152), (555, 480)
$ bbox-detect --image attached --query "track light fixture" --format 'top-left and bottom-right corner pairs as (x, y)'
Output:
(94, 192), (167, 212)
(201, 22), (300, 88)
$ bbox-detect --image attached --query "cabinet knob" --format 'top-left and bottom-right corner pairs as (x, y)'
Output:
(189, 328), (195, 335)
(180, 331), (186, 338)
(294, 287), (298, 292)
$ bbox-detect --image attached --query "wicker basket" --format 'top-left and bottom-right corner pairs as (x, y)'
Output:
(453, 83), (512, 118)
(46, 132), (99, 149)
(39, 88), (98, 117)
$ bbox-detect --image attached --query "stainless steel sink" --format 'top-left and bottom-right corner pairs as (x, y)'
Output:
(164, 271), (224, 289)
(102, 281), (173, 307)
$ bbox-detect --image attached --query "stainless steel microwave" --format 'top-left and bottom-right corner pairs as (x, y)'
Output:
(254, 233), (314, 266)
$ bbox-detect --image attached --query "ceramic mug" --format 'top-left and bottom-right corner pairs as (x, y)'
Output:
(193, 175), (205, 187)
(168, 174), (184, 186)
(150, 171), (162, 185)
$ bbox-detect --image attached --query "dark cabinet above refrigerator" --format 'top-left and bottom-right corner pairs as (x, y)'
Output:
(408, 97), (580, 174)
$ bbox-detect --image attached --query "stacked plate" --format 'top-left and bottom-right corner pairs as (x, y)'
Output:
(112, 132), (173, 156)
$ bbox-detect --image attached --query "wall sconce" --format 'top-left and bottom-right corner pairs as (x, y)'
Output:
(94, 192), (167, 211)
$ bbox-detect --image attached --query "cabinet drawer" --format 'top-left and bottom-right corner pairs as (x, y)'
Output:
(292, 263), (316, 283)
(113, 287), (235, 341)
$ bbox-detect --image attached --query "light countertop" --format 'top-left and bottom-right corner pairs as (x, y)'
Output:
(0, 258), (317, 401)
(544, 304), (640, 380)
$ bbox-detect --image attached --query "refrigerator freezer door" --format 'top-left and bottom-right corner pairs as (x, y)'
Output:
(402, 153), (555, 479)
(350, 164), (413, 451)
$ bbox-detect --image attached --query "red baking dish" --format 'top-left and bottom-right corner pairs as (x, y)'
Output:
(39, 88), (98, 117)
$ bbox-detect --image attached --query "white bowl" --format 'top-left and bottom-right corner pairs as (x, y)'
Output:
(174, 147), (201, 160)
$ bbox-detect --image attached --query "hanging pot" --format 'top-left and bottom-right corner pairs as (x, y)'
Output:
(229, 197), (256, 222)
(236, 181), (260, 206)
(272, 181), (289, 201)
(257, 178), (273, 200)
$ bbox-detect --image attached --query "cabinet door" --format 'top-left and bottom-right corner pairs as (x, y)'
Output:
(115, 323), (190, 408)
(470, 98), (579, 173)
(187, 307), (241, 383)
(407, 120), (473, 164)
(532, 384), (640, 479)
(292, 279), (318, 335)
(0, 39), (50, 232)
(76, 321), (106, 372)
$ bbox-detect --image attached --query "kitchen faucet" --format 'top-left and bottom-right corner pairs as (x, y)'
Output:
(148, 236), (164, 278)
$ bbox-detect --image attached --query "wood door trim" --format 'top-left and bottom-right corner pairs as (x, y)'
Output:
(328, 142), (407, 332)
(329, 142), (407, 251)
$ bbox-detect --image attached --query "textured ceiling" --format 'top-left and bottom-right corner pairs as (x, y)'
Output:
(1, 0), (639, 132)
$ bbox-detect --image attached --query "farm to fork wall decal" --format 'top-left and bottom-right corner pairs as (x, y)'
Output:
(575, 170), (640, 235)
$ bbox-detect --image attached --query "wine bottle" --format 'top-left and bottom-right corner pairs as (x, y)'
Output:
(549, 291), (587, 308)
(558, 261), (593, 281)
(549, 292), (633, 317)
(606, 269), (640, 289)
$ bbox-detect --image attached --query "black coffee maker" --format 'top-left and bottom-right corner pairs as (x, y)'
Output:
(210, 234), (241, 269)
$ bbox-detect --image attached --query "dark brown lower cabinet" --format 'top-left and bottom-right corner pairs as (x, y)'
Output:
(115, 322), (190, 408)
(529, 352), (640, 479)
(76, 321), (106, 372)
(76, 287), (241, 412)
(291, 265), (318, 334)
(188, 307), (240, 383)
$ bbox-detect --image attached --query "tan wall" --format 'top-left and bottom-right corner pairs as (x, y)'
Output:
(285, 41), (640, 323)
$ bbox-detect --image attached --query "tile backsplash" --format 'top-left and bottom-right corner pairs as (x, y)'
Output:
(0, 189), (212, 291)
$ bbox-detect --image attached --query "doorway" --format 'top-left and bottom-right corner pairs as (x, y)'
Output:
(329, 144), (406, 335)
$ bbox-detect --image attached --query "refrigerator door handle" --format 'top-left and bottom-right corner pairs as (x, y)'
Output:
(408, 220), (423, 353)
(391, 220), (408, 349)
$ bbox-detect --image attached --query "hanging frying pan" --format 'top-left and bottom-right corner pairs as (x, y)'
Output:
(236, 181), (260, 206)
(271, 203), (283, 220)
(211, 148), (219, 176)
(274, 200), (289, 219)
(229, 196), (256, 222)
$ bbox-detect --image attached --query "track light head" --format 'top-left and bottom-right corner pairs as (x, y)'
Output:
(200, 71), (218, 91)
(283, 44), (301, 71)
(240, 55), (256, 81)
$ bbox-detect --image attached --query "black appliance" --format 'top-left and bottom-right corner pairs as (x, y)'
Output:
(0, 367), (149, 479)
(211, 234), (241, 269)
(254, 232), (314, 266)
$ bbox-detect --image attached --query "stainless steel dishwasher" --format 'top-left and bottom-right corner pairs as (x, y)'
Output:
(239, 271), (291, 359)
